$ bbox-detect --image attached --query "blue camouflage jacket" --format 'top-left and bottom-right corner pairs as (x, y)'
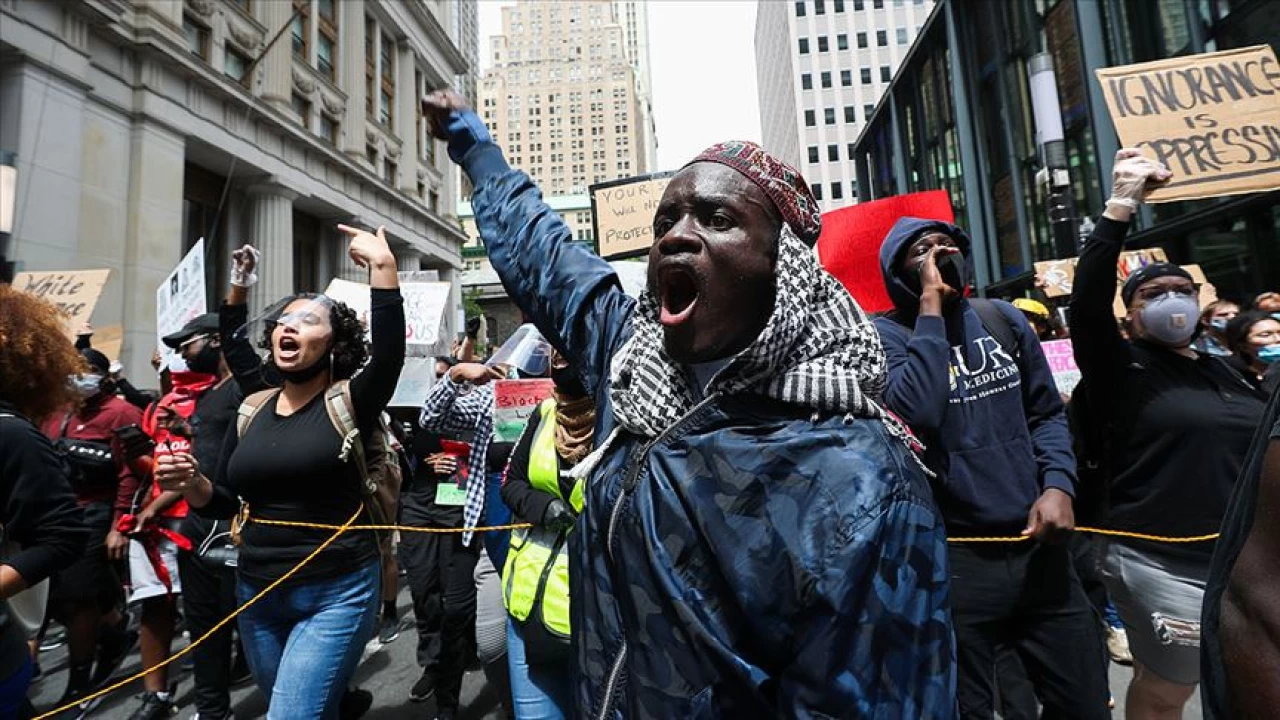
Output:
(465, 143), (956, 719)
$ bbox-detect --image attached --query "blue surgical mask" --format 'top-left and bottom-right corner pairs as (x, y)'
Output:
(1258, 345), (1280, 365)
(1209, 318), (1228, 331)
(70, 373), (104, 398)
(1138, 293), (1200, 347)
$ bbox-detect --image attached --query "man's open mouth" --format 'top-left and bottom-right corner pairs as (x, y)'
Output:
(658, 265), (700, 328)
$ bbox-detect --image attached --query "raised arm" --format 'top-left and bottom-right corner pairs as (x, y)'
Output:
(220, 245), (271, 395)
(337, 224), (405, 429)
(424, 91), (635, 396)
(419, 364), (495, 437)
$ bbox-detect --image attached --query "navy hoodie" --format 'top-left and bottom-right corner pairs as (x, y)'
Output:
(874, 217), (1076, 534)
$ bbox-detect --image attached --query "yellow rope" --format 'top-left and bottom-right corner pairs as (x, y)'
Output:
(947, 526), (1220, 544)
(32, 511), (522, 719)
(250, 518), (533, 533)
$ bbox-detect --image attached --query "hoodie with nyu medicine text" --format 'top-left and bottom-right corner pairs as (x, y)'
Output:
(874, 217), (1077, 534)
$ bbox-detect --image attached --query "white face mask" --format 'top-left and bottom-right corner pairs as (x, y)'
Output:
(70, 373), (103, 398)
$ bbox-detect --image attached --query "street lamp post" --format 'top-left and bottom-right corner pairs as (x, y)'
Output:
(1027, 53), (1078, 260)
(0, 150), (16, 283)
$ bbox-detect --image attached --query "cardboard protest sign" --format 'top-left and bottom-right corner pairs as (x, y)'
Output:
(493, 379), (555, 442)
(1095, 45), (1280, 202)
(1040, 339), (1082, 397)
(13, 269), (111, 338)
(1034, 248), (1168, 298)
(1184, 264), (1219, 309)
(94, 325), (124, 364)
(388, 356), (437, 408)
(591, 172), (674, 259)
(156, 240), (207, 369)
(399, 271), (451, 354)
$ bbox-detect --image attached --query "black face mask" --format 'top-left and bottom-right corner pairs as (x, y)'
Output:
(937, 252), (969, 295)
(277, 353), (332, 384)
(551, 365), (587, 398)
(187, 341), (222, 375)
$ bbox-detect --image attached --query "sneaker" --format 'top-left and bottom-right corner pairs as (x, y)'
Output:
(338, 688), (372, 720)
(92, 616), (137, 688)
(377, 615), (400, 645)
(39, 624), (67, 652)
(409, 671), (436, 703)
(126, 692), (177, 720)
(1106, 625), (1133, 665)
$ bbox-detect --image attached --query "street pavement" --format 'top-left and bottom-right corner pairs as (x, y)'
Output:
(28, 585), (1199, 719)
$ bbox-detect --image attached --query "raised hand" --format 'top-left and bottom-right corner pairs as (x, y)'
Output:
(231, 245), (261, 288)
(1106, 148), (1172, 218)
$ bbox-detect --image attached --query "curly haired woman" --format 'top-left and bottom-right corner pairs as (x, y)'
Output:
(0, 286), (89, 716)
(157, 225), (405, 719)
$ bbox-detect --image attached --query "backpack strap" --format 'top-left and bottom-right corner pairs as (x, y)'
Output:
(969, 298), (1021, 362)
(236, 389), (282, 438)
(323, 380), (373, 491)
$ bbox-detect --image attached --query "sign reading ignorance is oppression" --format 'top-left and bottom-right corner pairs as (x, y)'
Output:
(1095, 45), (1280, 202)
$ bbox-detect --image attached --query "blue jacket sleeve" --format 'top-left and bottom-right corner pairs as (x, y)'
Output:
(1001, 303), (1077, 496)
(458, 136), (635, 397)
(875, 315), (952, 432)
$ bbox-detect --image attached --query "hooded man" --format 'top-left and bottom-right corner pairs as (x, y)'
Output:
(425, 90), (955, 717)
(874, 217), (1109, 718)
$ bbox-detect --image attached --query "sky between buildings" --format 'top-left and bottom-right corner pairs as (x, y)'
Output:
(477, 0), (764, 174)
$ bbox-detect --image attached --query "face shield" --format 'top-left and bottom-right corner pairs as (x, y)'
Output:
(486, 324), (552, 377)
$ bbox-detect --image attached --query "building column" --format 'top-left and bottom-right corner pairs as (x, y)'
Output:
(397, 246), (422, 272)
(246, 182), (298, 309)
(339, 0), (367, 159)
(259, 0), (294, 110)
(396, 42), (419, 193)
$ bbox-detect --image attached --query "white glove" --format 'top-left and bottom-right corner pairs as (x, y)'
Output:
(1107, 148), (1172, 210)
(231, 245), (261, 288)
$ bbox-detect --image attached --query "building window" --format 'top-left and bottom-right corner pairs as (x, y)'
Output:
(831, 182), (843, 200)
(851, 180), (859, 200)
(383, 158), (397, 184)
(429, 190), (439, 214)
(320, 114), (338, 144)
(824, 107), (835, 125)
(873, 0), (884, 7)
(837, 34), (848, 51)
(811, 183), (823, 201)
(366, 143), (377, 166)
(847, 142), (856, 158)
(877, 30), (888, 46)
(365, 17), (375, 120)
(802, 73), (813, 90)
(808, 146), (819, 163)
(861, 68), (872, 84)
(379, 33), (395, 127)
(827, 144), (838, 161)
(799, 38), (809, 54)
(834, 0), (844, 10)
(291, 92), (311, 126)
(224, 46), (250, 83)
(864, 103), (875, 120)
(854, 0), (864, 8)
(818, 36), (829, 52)
(897, 27), (908, 45)
(821, 71), (831, 88)
(815, 0), (825, 13)
(795, 1), (805, 16)
(841, 69), (852, 86)
(857, 32), (868, 49)
(844, 105), (856, 122)
(291, 0), (309, 59)
(804, 109), (816, 127)
(317, 0), (338, 81)
(880, 65), (891, 82)
(183, 16), (209, 60)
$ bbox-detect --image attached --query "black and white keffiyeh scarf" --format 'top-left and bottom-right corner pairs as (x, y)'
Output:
(608, 224), (922, 455)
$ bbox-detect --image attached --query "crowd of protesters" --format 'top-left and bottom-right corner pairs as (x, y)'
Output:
(2, 89), (1279, 720)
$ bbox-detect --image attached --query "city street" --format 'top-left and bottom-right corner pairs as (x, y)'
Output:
(27, 582), (1197, 719)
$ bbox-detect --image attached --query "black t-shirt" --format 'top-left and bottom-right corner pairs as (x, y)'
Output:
(400, 429), (464, 528)
(1201, 385), (1280, 719)
(203, 288), (405, 585)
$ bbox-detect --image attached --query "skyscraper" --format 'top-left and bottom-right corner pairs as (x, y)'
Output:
(478, 0), (656, 197)
(756, 0), (936, 210)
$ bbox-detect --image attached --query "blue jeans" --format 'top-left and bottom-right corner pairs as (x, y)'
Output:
(236, 560), (380, 720)
(506, 618), (570, 720)
(0, 655), (34, 719)
(484, 471), (511, 571)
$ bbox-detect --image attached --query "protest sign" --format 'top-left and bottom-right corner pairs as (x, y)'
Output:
(400, 271), (451, 353)
(1095, 45), (1280, 202)
(388, 357), (437, 408)
(493, 379), (555, 442)
(156, 240), (206, 368)
(323, 278), (372, 339)
(13, 269), (111, 338)
(1041, 339), (1081, 397)
(95, 325), (124, 364)
(1034, 248), (1168, 298)
(591, 172), (674, 259)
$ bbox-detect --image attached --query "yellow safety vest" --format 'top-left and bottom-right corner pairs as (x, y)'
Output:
(501, 399), (584, 638)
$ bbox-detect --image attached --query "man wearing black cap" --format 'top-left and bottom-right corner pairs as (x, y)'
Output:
(39, 347), (142, 707)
